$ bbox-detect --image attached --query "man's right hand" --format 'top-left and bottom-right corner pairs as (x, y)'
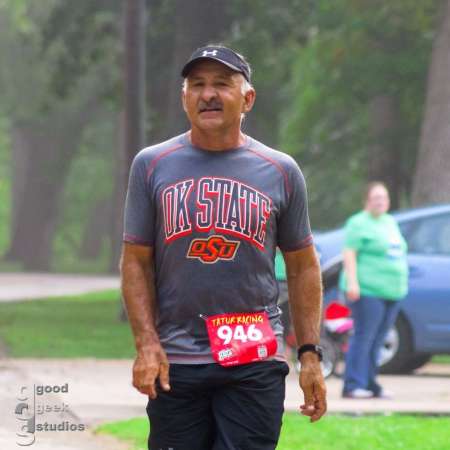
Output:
(132, 343), (171, 399)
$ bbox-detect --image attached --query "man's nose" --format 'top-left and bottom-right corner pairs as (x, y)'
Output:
(200, 84), (218, 102)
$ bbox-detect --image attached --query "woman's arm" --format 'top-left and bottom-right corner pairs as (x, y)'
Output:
(343, 248), (360, 301)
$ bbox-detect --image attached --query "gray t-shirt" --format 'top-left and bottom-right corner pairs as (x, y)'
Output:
(123, 132), (312, 363)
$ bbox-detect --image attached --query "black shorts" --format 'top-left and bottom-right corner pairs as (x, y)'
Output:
(146, 360), (289, 450)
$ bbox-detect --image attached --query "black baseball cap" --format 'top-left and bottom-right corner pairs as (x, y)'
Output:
(181, 45), (251, 82)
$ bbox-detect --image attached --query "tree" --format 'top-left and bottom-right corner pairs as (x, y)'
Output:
(412, 0), (450, 205)
(0, 0), (120, 270)
(280, 0), (437, 227)
(109, 0), (147, 273)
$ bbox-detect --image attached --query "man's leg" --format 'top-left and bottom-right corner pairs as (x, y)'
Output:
(146, 364), (214, 450)
(343, 296), (384, 393)
(211, 361), (289, 450)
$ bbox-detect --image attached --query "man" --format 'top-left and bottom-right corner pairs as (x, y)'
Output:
(120, 45), (326, 450)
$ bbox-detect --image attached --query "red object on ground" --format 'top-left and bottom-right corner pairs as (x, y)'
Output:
(325, 302), (352, 320)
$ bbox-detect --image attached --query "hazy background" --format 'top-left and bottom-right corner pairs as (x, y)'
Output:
(0, 0), (449, 275)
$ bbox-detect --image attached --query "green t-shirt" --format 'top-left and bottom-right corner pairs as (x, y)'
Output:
(275, 249), (286, 281)
(339, 210), (408, 300)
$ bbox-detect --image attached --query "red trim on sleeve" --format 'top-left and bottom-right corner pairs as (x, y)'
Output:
(123, 233), (153, 246)
(146, 144), (185, 181)
(246, 147), (291, 195)
(279, 234), (313, 252)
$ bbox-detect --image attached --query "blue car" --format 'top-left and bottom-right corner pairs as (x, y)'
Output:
(315, 203), (450, 373)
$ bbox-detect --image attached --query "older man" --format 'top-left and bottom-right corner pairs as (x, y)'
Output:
(120, 45), (326, 450)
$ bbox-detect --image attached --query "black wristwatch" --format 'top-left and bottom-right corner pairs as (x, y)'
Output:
(297, 344), (323, 362)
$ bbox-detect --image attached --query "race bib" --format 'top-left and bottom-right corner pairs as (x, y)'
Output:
(205, 311), (277, 367)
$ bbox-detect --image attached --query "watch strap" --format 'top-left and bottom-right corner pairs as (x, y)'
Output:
(297, 344), (323, 361)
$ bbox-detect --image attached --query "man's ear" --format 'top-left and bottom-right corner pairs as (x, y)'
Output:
(242, 89), (256, 113)
(181, 88), (187, 112)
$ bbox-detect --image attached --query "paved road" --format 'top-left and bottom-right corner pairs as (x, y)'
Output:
(2, 358), (449, 449)
(0, 273), (120, 302)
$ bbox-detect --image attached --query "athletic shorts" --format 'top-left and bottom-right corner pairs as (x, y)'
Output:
(146, 360), (290, 450)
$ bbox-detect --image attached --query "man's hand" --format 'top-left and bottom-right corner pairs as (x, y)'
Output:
(299, 353), (327, 422)
(132, 343), (171, 399)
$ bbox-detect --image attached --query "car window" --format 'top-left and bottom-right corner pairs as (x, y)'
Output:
(399, 213), (450, 256)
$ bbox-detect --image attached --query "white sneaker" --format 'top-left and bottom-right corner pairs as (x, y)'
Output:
(375, 388), (394, 399)
(343, 388), (374, 399)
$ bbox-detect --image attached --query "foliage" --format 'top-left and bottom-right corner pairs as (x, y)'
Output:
(96, 414), (450, 450)
(226, 0), (313, 147)
(0, 0), (122, 271)
(0, 290), (135, 358)
(280, 0), (438, 227)
(0, 0), (443, 269)
(51, 115), (116, 273)
(0, 116), (11, 255)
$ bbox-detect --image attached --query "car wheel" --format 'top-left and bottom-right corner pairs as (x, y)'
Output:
(378, 315), (415, 374)
(403, 353), (432, 371)
(320, 333), (340, 379)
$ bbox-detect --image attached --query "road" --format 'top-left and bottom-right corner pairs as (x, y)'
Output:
(0, 273), (119, 302)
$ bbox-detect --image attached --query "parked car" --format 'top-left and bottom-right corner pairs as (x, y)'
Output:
(315, 203), (450, 374)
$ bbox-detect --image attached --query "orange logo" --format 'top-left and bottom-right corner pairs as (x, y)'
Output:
(187, 235), (240, 264)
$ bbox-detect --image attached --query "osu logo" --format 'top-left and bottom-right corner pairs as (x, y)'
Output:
(187, 235), (240, 264)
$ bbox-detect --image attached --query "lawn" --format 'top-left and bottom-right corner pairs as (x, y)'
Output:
(96, 414), (450, 450)
(0, 290), (448, 365)
(0, 289), (135, 358)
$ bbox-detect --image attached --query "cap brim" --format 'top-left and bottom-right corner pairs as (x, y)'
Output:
(181, 57), (248, 81)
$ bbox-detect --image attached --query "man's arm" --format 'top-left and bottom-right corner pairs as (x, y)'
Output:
(282, 245), (327, 422)
(120, 242), (170, 398)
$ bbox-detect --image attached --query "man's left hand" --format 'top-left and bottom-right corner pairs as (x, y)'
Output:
(298, 353), (327, 422)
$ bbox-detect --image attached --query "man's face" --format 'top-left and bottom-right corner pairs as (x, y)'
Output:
(182, 60), (255, 133)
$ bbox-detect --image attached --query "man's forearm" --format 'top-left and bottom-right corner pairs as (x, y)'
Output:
(120, 249), (159, 351)
(286, 260), (323, 347)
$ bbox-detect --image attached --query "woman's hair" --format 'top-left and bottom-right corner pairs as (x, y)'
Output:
(363, 181), (388, 203)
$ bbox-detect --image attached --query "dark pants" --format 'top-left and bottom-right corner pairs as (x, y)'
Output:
(343, 295), (401, 394)
(146, 361), (289, 450)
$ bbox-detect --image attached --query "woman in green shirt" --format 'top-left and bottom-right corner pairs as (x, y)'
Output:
(340, 182), (408, 399)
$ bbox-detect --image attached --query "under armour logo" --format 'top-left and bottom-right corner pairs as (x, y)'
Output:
(202, 50), (218, 57)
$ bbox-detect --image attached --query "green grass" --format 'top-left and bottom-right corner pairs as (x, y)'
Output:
(1, 288), (449, 364)
(0, 289), (135, 358)
(432, 355), (450, 364)
(96, 414), (450, 450)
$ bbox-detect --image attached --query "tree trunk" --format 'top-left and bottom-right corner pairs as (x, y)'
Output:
(114, 0), (147, 320)
(4, 121), (82, 270)
(164, 0), (231, 138)
(412, 0), (450, 206)
(4, 96), (100, 271)
(367, 94), (402, 209)
(79, 198), (112, 260)
(109, 0), (147, 275)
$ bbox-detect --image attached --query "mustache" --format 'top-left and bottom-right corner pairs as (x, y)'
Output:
(198, 100), (223, 112)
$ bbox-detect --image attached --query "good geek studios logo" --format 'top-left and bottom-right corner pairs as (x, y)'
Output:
(15, 382), (85, 447)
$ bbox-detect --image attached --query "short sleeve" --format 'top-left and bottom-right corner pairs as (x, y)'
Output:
(122, 152), (155, 246)
(343, 217), (363, 250)
(277, 160), (313, 252)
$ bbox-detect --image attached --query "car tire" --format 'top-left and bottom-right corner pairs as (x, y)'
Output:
(378, 315), (414, 374)
(320, 333), (340, 379)
(403, 353), (432, 371)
